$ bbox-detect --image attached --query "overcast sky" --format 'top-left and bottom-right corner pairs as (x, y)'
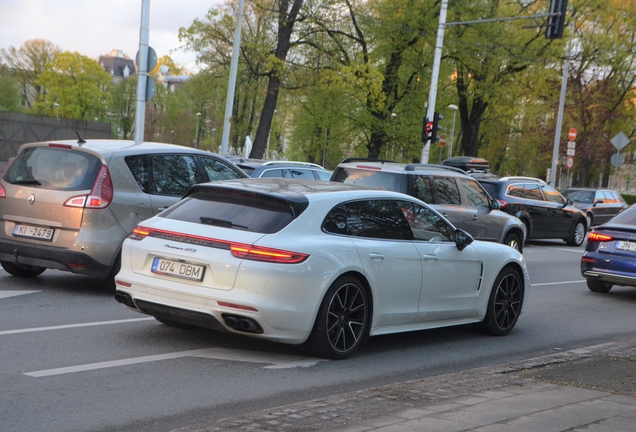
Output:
(0, 0), (225, 70)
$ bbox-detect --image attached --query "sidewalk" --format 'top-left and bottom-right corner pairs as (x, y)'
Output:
(174, 337), (636, 432)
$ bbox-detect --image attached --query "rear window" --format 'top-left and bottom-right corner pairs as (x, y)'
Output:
(159, 190), (299, 234)
(563, 189), (594, 203)
(331, 167), (403, 192)
(4, 146), (100, 191)
(607, 205), (636, 225)
(479, 182), (500, 198)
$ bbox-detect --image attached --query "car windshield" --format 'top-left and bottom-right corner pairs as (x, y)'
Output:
(564, 190), (594, 203)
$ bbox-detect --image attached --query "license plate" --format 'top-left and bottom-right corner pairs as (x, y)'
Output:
(151, 257), (205, 281)
(13, 224), (55, 242)
(616, 241), (636, 252)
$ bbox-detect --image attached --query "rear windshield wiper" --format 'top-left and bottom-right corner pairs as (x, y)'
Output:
(11, 179), (41, 186)
(200, 216), (248, 230)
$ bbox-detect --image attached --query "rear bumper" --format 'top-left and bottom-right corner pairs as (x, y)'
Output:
(0, 238), (112, 278)
(582, 270), (636, 288)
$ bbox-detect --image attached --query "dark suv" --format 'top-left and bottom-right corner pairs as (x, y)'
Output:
(330, 159), (525, 252)
(477, 177), (587, 246)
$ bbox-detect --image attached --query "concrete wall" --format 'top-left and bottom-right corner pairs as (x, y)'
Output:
(0, 111), (111, 161)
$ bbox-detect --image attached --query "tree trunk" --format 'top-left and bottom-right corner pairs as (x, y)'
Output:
(250, 0), (304, 159)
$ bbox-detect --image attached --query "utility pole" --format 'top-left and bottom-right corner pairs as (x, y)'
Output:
(134, 0), (150, 145)
(220, 0), (246, 155)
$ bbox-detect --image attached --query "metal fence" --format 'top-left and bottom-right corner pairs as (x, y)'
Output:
(0, 111), (111, 161)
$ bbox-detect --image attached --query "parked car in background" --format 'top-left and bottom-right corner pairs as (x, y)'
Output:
(0, 139), (248, 289)
(330, 159), (526, 252)
(477, 176), (587, 246)
(562, 187), (627, 228)
(114, 178), (530, 359)
(228, 158), (332, 180)
(581, 204), (636, 293)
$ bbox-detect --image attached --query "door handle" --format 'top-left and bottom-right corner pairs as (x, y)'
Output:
(158, 207), (168, 212)
(368, 253), (384, 261)
(421, 254), (437, 262)
(471, 215), (478, 221)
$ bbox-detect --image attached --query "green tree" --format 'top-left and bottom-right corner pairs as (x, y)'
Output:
(109, 75), (137, 139)
(0, 39), (60, 110)
(0, 64), (22, 111)
(36, 51), (112, 119)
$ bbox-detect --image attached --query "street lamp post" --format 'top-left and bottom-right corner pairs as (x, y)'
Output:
(195, 112), (202, 149)
(53, 103), (60, 140)
(448, 104), (458, 158)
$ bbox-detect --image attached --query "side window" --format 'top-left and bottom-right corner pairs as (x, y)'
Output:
(599, 191), (612, 203)
(199, 157), (243, 181)
(541, 185), (565, 204)
(507, 184), (525, 198)
(459, 179), (490, 208)
(125, 155), (150, 193)
(151, 155), (204, 196)
(524, 183), (544, 201)
(399, 200), (454, 242)
(315, 170), (332, 181)
(322, 200), (413, 240)
(290, 168), (315, 179)
(408, 175), (434, 203)
(433, 177), (461, 205)
(260, 168), (286, 178)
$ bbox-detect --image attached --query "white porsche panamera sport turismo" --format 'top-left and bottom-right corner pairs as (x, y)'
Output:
(114, 178), (531, 359)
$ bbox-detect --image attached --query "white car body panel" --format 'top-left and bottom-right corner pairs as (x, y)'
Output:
(116, 182), (531, 347)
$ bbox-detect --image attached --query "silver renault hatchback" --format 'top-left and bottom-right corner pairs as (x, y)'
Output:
(0, 139), (248, 289)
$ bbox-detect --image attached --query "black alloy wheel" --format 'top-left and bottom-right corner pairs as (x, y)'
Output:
(482, 267), (523, 336)
(1, 261), (46, 277)
(307, 275), (369, 359)
(586, 279), (613, 293)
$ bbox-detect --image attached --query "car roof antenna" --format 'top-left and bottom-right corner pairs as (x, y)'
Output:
(60, 117), (87, 145)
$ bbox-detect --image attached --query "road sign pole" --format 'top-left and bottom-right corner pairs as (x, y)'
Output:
(550, 58), (569, 187)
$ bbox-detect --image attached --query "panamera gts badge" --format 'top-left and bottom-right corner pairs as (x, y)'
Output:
(28, 194), (35, 206)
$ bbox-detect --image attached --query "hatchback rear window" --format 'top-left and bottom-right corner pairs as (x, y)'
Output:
(159, 191), (298, 234)
(331, 168), (403, 192)
(4, 146), (100, 191)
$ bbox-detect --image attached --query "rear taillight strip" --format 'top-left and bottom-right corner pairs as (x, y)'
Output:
(587, 232), (613, 242)
(129, 226), (308, 264)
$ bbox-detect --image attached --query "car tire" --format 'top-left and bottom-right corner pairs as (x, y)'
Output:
(586, 279), (613, 293)
(521, 220), (529, 241)
(481, 266), (523, 336)
(504, 233), (523, 253)
(306, 275), (370, 360)
(1, 261), (46, 278)
(104, 253), (121, 293)
(566, 220), (586, 246)
(586, 213), (593, 230)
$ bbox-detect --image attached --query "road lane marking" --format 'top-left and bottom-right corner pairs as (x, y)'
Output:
(25, 348), (324, 377)
(531, 280), (586, 286)
(0, 290), (41, 299)
(0, 317), (155, 336)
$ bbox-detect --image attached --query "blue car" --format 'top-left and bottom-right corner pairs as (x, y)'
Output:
(581, 204), (636, 293)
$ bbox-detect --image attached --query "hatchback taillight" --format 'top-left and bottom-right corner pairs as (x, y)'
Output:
(64, 164), (114, 209)
(0, 183), (5, 198)
(587, 232), (614, 242)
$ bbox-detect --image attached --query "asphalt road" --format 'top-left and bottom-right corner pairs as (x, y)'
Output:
(2, 239), (636, 432)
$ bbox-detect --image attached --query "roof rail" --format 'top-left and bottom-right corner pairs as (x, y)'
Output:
(499, 176), (547, 183)
(340, 158), (396, 164)
(261, 161), (324, 168)
(404, 163), (466, 174)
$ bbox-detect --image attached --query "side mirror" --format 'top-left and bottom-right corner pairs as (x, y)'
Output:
(490, 199), (500, 210)
(453, 229), (474, 251)
(565, 198), (573, 207)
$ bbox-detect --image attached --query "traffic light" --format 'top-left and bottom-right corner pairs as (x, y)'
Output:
(545, 0), (568, 39)
(431, 112), (443, 142)
(422, 117), (433, 142)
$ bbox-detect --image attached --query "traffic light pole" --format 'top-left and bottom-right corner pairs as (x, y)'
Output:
(421, 0), (448, 164)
